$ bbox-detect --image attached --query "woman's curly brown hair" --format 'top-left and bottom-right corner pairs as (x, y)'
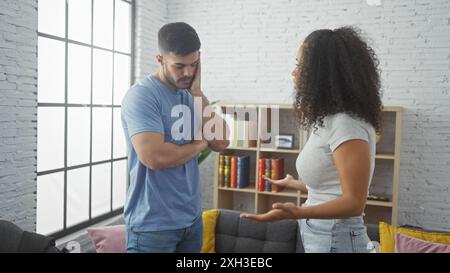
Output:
(293, 26), (383, 131)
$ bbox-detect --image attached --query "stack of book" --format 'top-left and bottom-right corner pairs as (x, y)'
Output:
(218, 155), (250, 189)
(258, 158), (284, 192)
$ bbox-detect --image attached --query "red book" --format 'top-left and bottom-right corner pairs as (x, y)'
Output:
(271, 158), (284, 192)
(258, 159), (265, 192)
(230, 156), (237, 188)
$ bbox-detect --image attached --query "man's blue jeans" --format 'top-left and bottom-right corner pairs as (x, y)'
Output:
(126, 215), (203, 253)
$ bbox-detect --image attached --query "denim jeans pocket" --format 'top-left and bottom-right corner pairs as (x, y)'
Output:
(350, 228), (371, 253)
(304, 218), (335, 235)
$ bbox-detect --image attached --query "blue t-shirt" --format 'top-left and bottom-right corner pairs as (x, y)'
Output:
(121, 75), (202, 232)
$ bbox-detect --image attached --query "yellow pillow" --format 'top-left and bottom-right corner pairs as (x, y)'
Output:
(201, 209), (220, 253)
(379, 222), (450, 253)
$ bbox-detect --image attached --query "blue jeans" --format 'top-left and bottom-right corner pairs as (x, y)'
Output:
(299, 216), (375, 253)
(126, 215), (203, 253)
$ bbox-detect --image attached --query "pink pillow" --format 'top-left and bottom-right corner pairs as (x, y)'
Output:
(395, 233), (450, 253)
(87, 225), (126, 253)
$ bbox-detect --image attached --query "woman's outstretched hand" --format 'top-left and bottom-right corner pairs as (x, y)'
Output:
(265, 174), (308, 192)
(263, 174), (294, 187)
(240, 202), (302, 222)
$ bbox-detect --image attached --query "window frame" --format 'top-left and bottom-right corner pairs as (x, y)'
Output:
(37, 0), (135, 239)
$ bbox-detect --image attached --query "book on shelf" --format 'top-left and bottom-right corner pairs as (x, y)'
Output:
(218, 155), (250, 189)
(258, 159), (265, 192)
(230, 156), (237, 188)
(223, 156), (230, 187)
(258, 158), (285, 192)
(264, 159), (272, 192)
(236, 155), (250, 188)
(218, 155), (225, 187)
(271, 158), (284, 192)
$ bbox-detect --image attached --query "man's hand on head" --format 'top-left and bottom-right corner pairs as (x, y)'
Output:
(189, 52), (202, 97)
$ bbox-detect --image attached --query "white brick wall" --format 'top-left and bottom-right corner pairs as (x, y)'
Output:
(134, 0), (167, 81)
(0, 0), (37, 232)
(135, 0), (450, 231)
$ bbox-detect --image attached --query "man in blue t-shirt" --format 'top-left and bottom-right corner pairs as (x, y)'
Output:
(121, 22), (229, 253)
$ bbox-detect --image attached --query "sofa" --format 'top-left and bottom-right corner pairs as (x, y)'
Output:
(215, 209), (379, 253)
(0, 220), (60, 253)
(61, 209), (380, 253)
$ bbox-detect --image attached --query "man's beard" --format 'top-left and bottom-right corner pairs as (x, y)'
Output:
(162, 64), (192, 90)
(162, 64), (179, 89)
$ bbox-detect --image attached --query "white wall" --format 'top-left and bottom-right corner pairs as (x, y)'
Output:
(134, 0), (167, 81)
(136, 0), (450, 230)
(0, 0), (38, 231)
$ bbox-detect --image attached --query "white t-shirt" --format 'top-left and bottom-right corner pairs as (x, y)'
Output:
(296, 112), (376, 206)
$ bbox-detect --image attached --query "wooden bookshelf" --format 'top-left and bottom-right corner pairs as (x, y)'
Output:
(213, 102), (402, 226)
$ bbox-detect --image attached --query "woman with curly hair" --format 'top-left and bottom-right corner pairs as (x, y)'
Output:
(241, 26), (383, 253)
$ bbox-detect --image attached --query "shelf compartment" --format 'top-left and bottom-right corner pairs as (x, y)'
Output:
(369, 160), (394, 204)
(376, 111), (396, 154)
(364, 205), (392, 225)
(217, 190), (255, 214)
(218, 150), (257, 189)
(259, 107), (301, 151)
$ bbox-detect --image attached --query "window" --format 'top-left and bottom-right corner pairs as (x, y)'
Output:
(37, 0), (134, 237)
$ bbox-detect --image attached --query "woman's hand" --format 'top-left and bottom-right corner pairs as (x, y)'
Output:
(265, 174), (308, 192)
(240, 202), (302, 222)
(263, 174), (294, 187)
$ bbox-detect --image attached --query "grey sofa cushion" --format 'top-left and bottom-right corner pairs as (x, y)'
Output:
(0, 220), (60, 253)
(214, 210), (380, 253)
(215, 209), (300, 253)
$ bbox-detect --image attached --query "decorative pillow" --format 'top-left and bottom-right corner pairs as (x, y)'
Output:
(379, 222), (450, 253)
(201, 209), (220, 253)
(395, 233), (450, 253)
(87, 225), (126, 253)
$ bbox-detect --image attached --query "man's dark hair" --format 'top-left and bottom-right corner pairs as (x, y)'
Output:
(158, 22), (201, 56)
(293, 26), (383, 131)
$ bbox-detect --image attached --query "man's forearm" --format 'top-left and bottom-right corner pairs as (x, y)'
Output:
(150, 141), (205, 169)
